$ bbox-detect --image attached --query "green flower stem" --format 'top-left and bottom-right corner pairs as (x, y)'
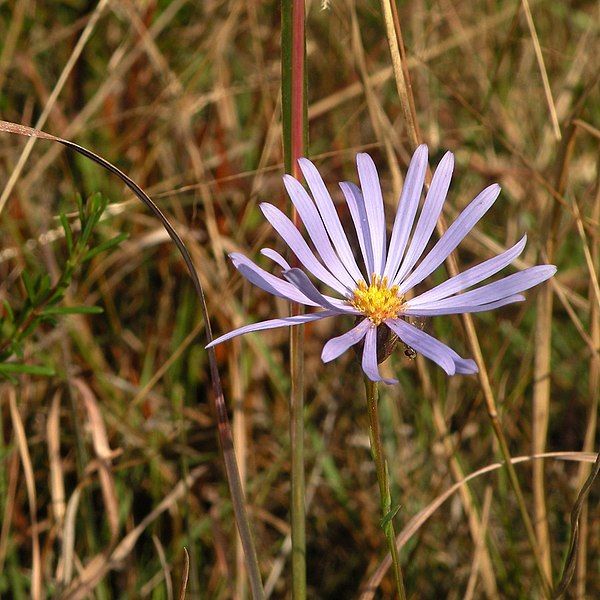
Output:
(364, 377), (407, 600)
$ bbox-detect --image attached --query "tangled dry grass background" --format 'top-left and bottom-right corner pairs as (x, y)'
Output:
(0, 1), (598, 598)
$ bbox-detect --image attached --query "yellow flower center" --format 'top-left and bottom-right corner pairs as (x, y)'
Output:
(350, 274), (405, 325)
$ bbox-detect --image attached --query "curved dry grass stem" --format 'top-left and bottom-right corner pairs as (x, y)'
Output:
(0, 120), (266, 600)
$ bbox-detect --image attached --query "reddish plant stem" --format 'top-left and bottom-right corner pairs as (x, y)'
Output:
(283, 2), (308, 598)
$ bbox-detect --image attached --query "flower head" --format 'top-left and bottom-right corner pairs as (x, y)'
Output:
(350, 275), (404, 325)
(207, 146), (556, 384)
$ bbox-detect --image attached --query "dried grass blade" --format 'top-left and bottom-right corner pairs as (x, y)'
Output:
(0, 451), (19, 574)
(0, 0), (27, 93)
(571, 197), (600, 311)
(72, 378), (119, 539)
(533, 280), (554, 580)
(427, 379), (499, 600)
(374, 5), (552, 594)
(178, 548), (190, 600)
(152, 534), (174, 600)
(47, 390), (66, 527)
(8, 388), (42, 599)
(230, 340), (248, 600)
(59, 486), (82, 585)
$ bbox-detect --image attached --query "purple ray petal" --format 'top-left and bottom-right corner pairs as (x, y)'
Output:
(297, 158), (364, 282)
(283, 175), (358, 289)
(260, 248), (291, 270)
(340, 181), (374, 278)
(419, 265), (556, 309)
(230, 253), (319, 306)
(283, 268), (357, 313)
(449, 352), (478, 374)
(409, 235), (527, 305)
(260, 203), (350, 295)
(385, 318), (456, 375)
(398, 184), (501, 293)
(362, 325), (398, 384)
(206, 310), (337, 348)
(383, 145), (428, 280)
(357, 153), (387, 275)
(402, 294), (525, 316)
(392, 151), (454, 284)
(257, 250), (350, 309)
(321, 318), (370, 362)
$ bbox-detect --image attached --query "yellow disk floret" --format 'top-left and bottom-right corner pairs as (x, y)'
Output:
(350, 274), (405, 325)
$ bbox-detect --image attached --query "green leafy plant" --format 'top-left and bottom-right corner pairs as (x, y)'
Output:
(0, 193), (126, 379)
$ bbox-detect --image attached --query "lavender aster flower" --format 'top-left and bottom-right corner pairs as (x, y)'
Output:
(207, 146), (556, 384)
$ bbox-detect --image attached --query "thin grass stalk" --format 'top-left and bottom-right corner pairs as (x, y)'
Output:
(379, 0), (420, 151)
(282, 1), (308, 597)
(8, 389), (41, 600)
(378, 6), (553, 595)
(520, 0), (561, 140)
(0, 121), (266, 600)
(575, 155), (600, 598)
(532, 121), (578, 589)
(231, 340), (248, 600)
(531, 123), (577, 592)
(364, 377), (407, 600)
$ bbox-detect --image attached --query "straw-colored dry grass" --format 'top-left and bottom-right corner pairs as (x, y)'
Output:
(0, 1), (598, 598)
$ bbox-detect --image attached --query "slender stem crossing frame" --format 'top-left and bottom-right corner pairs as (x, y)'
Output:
(282, 1), (308, 597)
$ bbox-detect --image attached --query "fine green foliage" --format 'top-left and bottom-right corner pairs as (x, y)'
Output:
(0, 193), (123, 380)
